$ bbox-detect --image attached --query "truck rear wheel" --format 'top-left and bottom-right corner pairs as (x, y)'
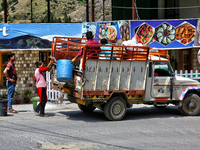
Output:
(78, 104), (96, 113)
(104, 96), (127, 121)
(178, 93), (200, 116)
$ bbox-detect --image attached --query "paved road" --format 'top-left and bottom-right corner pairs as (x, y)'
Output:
(1, 102), (200, 150)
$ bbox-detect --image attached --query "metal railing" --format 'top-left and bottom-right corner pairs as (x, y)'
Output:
(46, 71), (67, 102)
(175, 70), (200, 82)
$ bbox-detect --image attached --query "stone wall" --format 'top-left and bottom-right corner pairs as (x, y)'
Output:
(0, 50), (47, 104)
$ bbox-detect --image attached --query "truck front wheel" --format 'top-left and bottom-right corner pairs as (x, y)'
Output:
(178, 93), (200, 116)
(78, 104), (96, 113)
(104, 96), (127, 121)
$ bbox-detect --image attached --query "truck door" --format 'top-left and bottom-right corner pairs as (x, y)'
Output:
(151, 62), (173, 98)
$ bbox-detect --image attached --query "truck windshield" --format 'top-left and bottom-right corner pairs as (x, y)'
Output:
(154, 62), (172, 76)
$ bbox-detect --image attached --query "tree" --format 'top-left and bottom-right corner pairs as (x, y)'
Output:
(11, 5), (15, 12)
(58, 17), (61, 23)
(64, 13), (71, 23)
(8, 15), (12, 21)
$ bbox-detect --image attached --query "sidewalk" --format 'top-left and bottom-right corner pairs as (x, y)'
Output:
(12, 101), (78, 112)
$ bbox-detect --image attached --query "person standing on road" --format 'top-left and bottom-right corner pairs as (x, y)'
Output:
(34, 58), (54, 117)
(4, 53), (18, 113)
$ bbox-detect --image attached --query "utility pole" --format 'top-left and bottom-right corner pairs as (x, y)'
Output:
(4, 0), (7, 23)
(86, 0), (89, 22)
(91, 0), (95, 22)
(132, 0), (136, 20)
(103, 0), (105, 21)
(48, 0), (50, 22)
(31, 0), (32, 23)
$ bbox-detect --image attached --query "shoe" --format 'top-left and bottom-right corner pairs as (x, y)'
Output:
(8, 109), (18, 113)
(34, 111), (40, 116)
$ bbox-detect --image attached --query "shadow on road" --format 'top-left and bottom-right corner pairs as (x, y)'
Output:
(58, 105), (197, 122)
(125, 105), (183, 120)
(59, 110), (106, 122)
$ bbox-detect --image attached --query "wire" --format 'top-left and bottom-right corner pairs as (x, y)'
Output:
(133, 0), (140, 20)
(83, 3), (200, 10)
(49, 0), (200, 11)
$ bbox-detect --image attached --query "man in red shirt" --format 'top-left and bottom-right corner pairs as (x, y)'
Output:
(4, 53), (18, 113)
(71, 31), (99, 63)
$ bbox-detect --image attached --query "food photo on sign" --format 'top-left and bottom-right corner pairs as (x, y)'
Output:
(96, 22), (120, 40)
(119, 21), (130, 41)
(154, 22), (175, 46)
(134, 22), (155, 46)
(175, 21), (196, 45)
(130, 19), (197, 49)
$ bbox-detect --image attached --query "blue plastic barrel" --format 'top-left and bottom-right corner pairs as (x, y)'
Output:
(57, 59), (73, 82)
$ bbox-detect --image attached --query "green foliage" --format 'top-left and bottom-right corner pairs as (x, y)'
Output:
(58, 17), (61, 23)
(54, 17), (57, 23)
(0, 14), (3, 22)
(35, 2), (37, 6)
(24, 90), (32, 99)
(43, 15), (48, 23)
(0, 94), (8, 98)
(64, 13), (71, 23)
(11, 5), (15, 12)
(14, 91), (21, 97)
(8, 15), (12, 21)
(78, 0), (85, 5)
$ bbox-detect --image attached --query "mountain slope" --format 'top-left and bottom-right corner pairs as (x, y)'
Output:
(0, 0), (111, 23)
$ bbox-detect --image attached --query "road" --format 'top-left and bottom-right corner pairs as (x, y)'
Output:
(0, 102), (200, 150)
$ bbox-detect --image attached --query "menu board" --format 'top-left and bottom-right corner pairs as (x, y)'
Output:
(131, 19), (197, 49)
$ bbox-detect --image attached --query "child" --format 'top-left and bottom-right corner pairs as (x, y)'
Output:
(100, 38), (114, 60)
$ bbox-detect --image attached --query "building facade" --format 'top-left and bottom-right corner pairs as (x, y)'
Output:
(112, 0), (200, 72)
(0, 50), (51, 103)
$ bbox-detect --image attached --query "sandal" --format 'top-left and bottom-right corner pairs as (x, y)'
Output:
(8, 109), (18, 113)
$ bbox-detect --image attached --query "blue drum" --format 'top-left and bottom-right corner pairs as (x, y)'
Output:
(57, 59), (73, 82)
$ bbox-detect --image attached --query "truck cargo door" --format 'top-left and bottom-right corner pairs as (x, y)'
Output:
(151, 62), (173, 98)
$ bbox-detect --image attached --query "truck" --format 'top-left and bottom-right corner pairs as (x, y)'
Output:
(50, 36), (200, 121)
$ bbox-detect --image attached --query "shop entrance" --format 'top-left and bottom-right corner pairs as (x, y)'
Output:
(168, 49), (191, 72)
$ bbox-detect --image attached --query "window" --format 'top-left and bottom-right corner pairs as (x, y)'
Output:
(0, 52), (10, 88)
(165, 0), (179, 19)
(39, 51), (51, 67)
(154, 62), (172, 76)
(168, 49), (191, 72)
(39, 51), (51, 79)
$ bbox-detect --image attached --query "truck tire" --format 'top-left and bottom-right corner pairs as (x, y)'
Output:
(178, 93), (200, 116)
(78, 104), (96, 113)
(104, 96), (127, 121)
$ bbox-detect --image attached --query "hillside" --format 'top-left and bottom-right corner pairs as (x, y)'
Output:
(0, 0), (112, 23)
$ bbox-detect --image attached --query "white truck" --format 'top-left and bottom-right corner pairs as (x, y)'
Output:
(51, 37), (200, 121)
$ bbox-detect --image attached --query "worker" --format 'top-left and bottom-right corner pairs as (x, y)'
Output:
(71, 31), (99, 63)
